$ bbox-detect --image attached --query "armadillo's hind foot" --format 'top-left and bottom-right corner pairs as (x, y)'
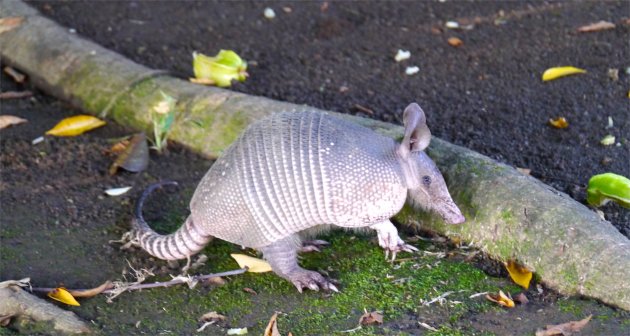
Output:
(261, 235), (338, 293)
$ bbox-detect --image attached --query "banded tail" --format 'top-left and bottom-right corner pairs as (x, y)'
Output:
(133, 181), (212, 260)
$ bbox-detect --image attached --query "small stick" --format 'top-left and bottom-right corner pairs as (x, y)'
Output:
(353, 104), (374, 115)
(0, 91), (33, 100)
(30, 268), (247, 294)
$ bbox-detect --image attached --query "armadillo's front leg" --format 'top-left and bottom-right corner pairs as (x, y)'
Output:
(370, 220), (418, 261)
(261, 235), (338, 293)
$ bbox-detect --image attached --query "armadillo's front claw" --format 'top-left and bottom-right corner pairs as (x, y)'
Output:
(370, 220), (418, 262)
(288, 269), (338, 294)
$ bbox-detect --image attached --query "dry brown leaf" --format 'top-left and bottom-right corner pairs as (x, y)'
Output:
(264, 312), (281, 336)
(577, 21), (615, 33)
(536, 315), (592, 336)
(0, 91), (33, 100)
(359, 310), (383, 325)
(109, 139), (130, 154)
(513, 292), (529, 305)
(517, 168), (531, 176)
(204, 276), (226, 286)
(199, 311), (226, 322)
(0, 17), (24, 35)
(447, 37), (463, 47)
(548, 117), (569, 129)
(69, 281), (113, 298)
(243, 287), (258, 295)
(109, 133), (149, 175)
(486, 290), (515, 308)
(3, 66), (25, 83)
(0, 115), (27, 130)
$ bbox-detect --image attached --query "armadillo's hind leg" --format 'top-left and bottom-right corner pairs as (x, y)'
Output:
(299, 239), (330, 253)
(261, 235), (338, 293)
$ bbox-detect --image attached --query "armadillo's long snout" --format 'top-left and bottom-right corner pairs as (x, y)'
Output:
(440, 201), (466, 225)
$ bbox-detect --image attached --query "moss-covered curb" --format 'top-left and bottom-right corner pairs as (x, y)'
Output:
(1, 0), (628, 310)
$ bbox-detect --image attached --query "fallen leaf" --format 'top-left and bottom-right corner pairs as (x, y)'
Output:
(577, 20), (615, 33)
(109, 138), (130, 154)
(394, 49), (411, 62)
(105, 187), (133, 196)
(227, 328), (248, 335)
(405, 66), (420, 75)
(548, 117), (568, 129)
(486, 290), (515, 308)
(47, 287), (80, 306)
(0, 115), (27, 130)
(69, 281), (113, 298)
(243, 287), (258, 295)
(506, 260), (532, 289)
(230, 254), (272, 273)
(46, 115), (106, 136)
(359, 310), (383, 325)
(3, 66), (25, 83)
(607, 68), (619, 81)
(542, 66), (586, 82)
(32, 136), (44, 145)
(192, 50), (248, 87)
(517, 168), (531, 176)
(199, 311), (226, 322)
(586, 173), (630, 209)
(513, 292), (529, 305)
(264, 312), (281, 336)
(600, 135), (615, 146)
(535, 315), (592, 336)
(109, 133), (149, 175)
(204, 276), (226, 286)
(0, 16), (24, 35)
(447, 37), (463, 47)
(0, 91), (33, 100)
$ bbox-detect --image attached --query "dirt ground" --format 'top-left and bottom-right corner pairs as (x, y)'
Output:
(1, 1), (629, 335)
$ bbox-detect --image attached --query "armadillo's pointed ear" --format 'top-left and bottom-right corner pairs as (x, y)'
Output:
(400, 103), (431, 154)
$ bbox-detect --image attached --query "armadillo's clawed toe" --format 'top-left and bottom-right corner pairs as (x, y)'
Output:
(287, 269), (337, 293)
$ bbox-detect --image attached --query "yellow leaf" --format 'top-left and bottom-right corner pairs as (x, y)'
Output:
(548, 117), (568, 129)
(542, 66), (586, 81)
(46, 115), (106, 136)
(47, 287), (80, 306)
(486, 290), (515, 308)
(506, 260), (532, 289)
(230, 254), (272, 273)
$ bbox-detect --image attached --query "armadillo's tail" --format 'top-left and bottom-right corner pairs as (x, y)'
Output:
(132, 181), (212, 260)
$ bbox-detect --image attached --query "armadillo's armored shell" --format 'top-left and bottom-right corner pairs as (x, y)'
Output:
(190, 110), (407, 248)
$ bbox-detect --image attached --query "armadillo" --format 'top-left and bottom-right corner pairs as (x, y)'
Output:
(133, 103), (465, 292)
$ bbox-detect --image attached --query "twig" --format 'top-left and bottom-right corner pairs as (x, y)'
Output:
(0, 90), (33, 99)
(30, 268), (247, 294)
(353, 104), (374, 115)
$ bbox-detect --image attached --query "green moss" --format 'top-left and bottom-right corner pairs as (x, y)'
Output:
(557, 299), (584, 316)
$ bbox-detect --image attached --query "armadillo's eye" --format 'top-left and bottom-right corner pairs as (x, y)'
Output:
(422, 175), (431, 186)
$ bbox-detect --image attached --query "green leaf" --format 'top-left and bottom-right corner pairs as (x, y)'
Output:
(586, 173), (630, 208)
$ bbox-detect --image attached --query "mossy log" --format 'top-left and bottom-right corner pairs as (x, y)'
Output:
(0, 286), (90, 334)
(1, 0), (628, 310)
